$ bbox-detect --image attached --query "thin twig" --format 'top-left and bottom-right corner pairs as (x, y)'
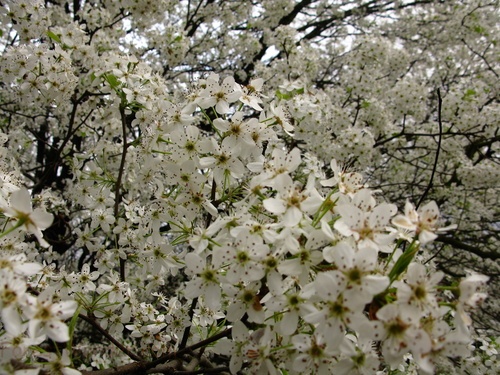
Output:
(416, 89), (443, 209)
(79, 313), (143, 361)
(79, 328), (232, 375)
(116, 104), (129, 281)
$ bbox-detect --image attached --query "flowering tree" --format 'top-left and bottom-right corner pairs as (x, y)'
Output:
(0, 0), (498, 374)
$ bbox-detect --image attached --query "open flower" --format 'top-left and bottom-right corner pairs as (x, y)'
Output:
(198, 73), (242, 114)
(37, 349), (81, 375)
(392, 201), (457, 244)
(0, 188), (53, 247)
(23, 292), (78, 342)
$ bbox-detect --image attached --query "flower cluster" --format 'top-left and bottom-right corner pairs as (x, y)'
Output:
(0, 1), (497, 374)
(0, 69), (490, 374)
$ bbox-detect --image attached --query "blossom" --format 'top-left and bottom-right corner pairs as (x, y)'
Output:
(320, 159), (365, 196)
(323, 242), (389, 303)
(292, 332), (335, 373)
(67, 264), (100, 292)
(268, 103), (294, 135)
(394, 262), (443, 317)
(263, 182), (323, 227)
(198, 73), (242, 114)
(225, 281), (265, 323)
(199, 139), (246, 180)
(0, 188), (53, 247)
(23, 292), (78, 342)
(213, 234), (267, 284)
(365, 303), (432, 370)
(392, 200), (457, 244)
(455, 273), (489, 335)
(332, 336), (380, 375)
(37, 349), (81, 375)
(334, 189), (397, 250)
(184, 252), (224, 310)
(239, 78), (264, 110)
(0, 269), (27, 335)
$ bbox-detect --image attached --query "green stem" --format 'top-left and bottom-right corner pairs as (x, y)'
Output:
(0, 218), (26, 239)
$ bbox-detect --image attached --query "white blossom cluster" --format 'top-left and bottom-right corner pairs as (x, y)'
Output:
(0, 70), (493, 373)
(0, 0), (498, 374)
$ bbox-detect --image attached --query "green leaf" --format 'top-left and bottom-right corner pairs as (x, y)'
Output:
(275, 87), (304, 101)
(463, 89), (476, 101)
(67, 305), (81, 351)
(46, 30), (62, 43)
(103, 73), (120, 89)
(473, 25), (487, 35)
(388, 240), (419, 282)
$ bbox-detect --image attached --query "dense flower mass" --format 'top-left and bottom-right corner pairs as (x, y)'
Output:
(0, 0), (498, 374)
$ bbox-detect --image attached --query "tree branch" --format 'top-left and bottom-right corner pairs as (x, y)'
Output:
(416, 88), (443, 209)
(79, 328), (232, 375)
(79, 313), (143, 362)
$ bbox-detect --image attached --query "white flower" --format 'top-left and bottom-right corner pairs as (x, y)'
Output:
(23, 292), (78, 342)
(269, 103), (294, 135)
(37, 349), (81, 375)
(198, 73), (242, 114)
(67, 264), (100, 292)
(366, 304), (431, 370)
(455, 273), (489, 335)
(332, 335), (380, 375)
(394, 262), (443, 317)
(0, 253), (43, 276)
(0, 269), (27, 335)
(199, 140), (246, 180)
(392, 200), (457, 244)
(321, 159), (365, 196)
(239, 78), (264, 110)
(263, 182), (323, 227)
(0, 188), (53, 247)
(213, 235), (267, 284)
(292, 332), (335, 373)
(184, 252), (224, 310)
(334, 189), (397, 250)
(323, 242), (389, 304)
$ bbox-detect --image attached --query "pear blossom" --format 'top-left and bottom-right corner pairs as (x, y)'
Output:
(332, 336), (380, 375)
(0, 3), (495, 371)
(213, 234), (268, 283)
(334, 189), (397, 250)
(67, 264), (100, 292)
(239, 78), (264, 111)
(184, 252), (224, 310)
(198, 73), (242, 114)
(394, 262), (443, 317)
(0, 269), (26, 335)
(323, 242), (390, 303)
(366, 303), (432, 370)
(0, 188), (53, 248)
(263, 182), (323, 227)
(37, 349), (81, 375)
(321, 159), (365, 196)
(0, 253), (42, 276)
(455, 273), (489, 335)
(23, 293), (78, 342)
(0, 322), (44, 361)
(225, 282), (265, 323)
(292, 332), (336, 373)
(392, 200), (457, 244)
(252, 147), (301, 188)
(268, 103), (294, 135)
(199, 140), (246, 180)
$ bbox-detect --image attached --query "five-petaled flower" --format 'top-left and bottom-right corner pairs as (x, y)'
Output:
(0, 188), (53, 248)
